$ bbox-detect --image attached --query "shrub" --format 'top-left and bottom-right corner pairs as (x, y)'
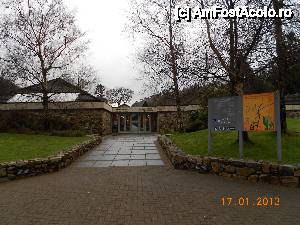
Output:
(185, 110), (208, 132)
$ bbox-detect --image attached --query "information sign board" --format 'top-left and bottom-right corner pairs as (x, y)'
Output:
(208, 96), (242, 132)
(243, 92), (276, 131)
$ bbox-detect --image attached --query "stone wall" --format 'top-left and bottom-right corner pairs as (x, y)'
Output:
(287, 110), (300, 118)
(158, 111), (194, 134)
(0, 109), (112, 135)
(100, 110), (112, 135)
(0, 136), (102, 182)
(159, 136), (300, 188)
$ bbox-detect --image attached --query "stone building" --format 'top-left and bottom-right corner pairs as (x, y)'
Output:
(0, 78), (200, 134)
(286, 94), (300, 118)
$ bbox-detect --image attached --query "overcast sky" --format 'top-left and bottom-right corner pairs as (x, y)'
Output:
(63, 0), (144, 104)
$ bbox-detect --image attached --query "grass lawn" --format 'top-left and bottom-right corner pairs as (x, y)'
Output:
(0, 133), (89, 162)
(170, 118), (300, 164)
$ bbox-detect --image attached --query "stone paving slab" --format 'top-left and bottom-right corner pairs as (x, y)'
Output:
(117, 150), (132, 155)
(93, 161), (112, 167)
(130, 150), (148, 155)
(103, 150), (119, 155)
(146, 154), (161, 160)
(130, 154), (146, 160)
(115, 154), (131, 160)
(78, 134), (163, 168)
(128, 160), (147, 166)
(132, 150), (158, 154)
(111, 160), (130, 167)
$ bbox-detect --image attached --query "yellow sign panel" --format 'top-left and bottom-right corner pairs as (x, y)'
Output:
(243, 92), (276, 131)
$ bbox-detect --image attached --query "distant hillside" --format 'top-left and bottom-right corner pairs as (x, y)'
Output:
(132, 84), (230, 107)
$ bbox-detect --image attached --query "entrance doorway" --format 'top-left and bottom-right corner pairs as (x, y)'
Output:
(119, 114), (130, 132)
(114, 112), (157, 133)
(139, 113), (151, 132)
(131, 113), (139, 132)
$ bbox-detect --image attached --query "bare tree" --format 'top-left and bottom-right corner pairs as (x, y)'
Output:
(198, 0), (270, 93)
(284, 32), (300, 94)
(95, 84), (106, 98)
(106, 87), (134, 107)
(196, 0), (272, 140)
(128, 0), (187, 131)
(0, 0), (87, 111)
(62, 62), (98, 93)
(272, 0), (292, 132)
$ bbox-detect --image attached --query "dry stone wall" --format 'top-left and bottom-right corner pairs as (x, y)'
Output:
(287, 110), (300, 118)
(158, 111), (194, 133)
(0, 136), (101, 182)
(100, 110), (112, 135)
(0, 109), (112, 135)
(159, 135), (300, 188)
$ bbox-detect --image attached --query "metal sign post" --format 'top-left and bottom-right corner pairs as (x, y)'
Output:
(275, 91), (282, 161)
(239, 130), (243, 159)
(208, 99), (212, 154)
(239, 96), (244, 159)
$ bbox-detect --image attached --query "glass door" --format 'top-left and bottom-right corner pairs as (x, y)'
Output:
(138, 113), (151, 133)
(140, 113), (144, 132)
(118, 113), (154, 133)
(119, 114), (131, 132)
(119, 114), (125, 132)
(131, 113), (139, 132)
(145, 113), (151, 132)
(125, 114), (131, 132)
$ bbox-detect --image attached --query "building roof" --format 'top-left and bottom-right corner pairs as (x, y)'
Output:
(76, 93), (99, 102)
(7, 78), (101, 103)
(95, 96), (108, 103)
(8, 93), (80, 103)
(119, 103), (130, 108)
(0, 78), (19, 103)
(17, 78), (84, 94)
(132, 101), (149, 107)
(286, 94), (300, 105)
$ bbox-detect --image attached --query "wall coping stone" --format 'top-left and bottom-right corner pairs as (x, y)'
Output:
(0, 136), (101, 182)
(0, 102), (201, 112)
(0, 102), (112, 111)
(158, 135), (300, 188)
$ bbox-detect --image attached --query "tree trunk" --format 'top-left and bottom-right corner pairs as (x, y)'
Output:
(273, 0), (287, 133)
(42, 92), (49, 130)
(169, 0), (183, 131)
(227, 4), (250, 142)
(235, 81), (250, 142)
(41, 65), (49, 130)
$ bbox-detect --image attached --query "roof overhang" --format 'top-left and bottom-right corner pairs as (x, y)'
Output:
(112, 105), (201, 113)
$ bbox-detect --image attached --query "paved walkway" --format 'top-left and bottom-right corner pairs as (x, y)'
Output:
(78, 135), (164, 167)
(0, 135), (300, 225)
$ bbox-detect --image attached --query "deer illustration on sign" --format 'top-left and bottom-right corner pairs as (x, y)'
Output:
(243, 93), (276, 132)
